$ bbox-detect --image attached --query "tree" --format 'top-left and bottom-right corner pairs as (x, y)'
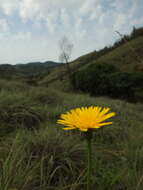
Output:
(59, 36), (73, 80)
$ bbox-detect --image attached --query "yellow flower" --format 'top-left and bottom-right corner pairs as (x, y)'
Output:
(57, 106), (116, 132)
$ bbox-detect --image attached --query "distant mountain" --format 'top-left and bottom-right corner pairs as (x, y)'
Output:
(0, 61), (62, 79)
(15, 61), (62, 75)
(0, 64), (16, 79)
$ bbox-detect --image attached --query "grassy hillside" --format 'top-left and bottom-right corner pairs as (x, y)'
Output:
(80, 35), (143, 72)
(0, 79), (143, 189)
(39, 28), (143, 89)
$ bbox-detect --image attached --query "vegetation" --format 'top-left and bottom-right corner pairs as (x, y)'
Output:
(0, 26), (143, 189)
(72, 63), (143, 102)
(0, 61), (62, 80)
(73, 26), (143, 71)
(39, 27), (143, 91)
(0, 78), (143, 189)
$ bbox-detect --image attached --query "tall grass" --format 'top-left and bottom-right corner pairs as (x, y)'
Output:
(0, 82), (63, 134)
(0, 128), (87, 190)
(0, 134), (39, 190)
(0, 79), (143, 189)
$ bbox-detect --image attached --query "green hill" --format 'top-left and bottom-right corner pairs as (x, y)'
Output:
(0, 61), (62, 80)
(39, 27), (143, 99)
(15, 61), (62, 75)
(73, 26), (143, 72)
(78, 35), (143, 72)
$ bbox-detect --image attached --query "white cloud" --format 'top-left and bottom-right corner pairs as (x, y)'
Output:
(0, 0), (142, 64)
(13, 32), (31, 40)
(0, 33), (58, 64)
(60, 9), (70, 28)
(0, 18), (9, 32)
(133, 16), (143, 27)
(0, 0), (19, 15)
(80, 0), (101, 17)
(19, 0), (42, 20)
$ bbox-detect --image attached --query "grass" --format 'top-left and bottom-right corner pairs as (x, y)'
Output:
(0, 128), (86, 190)
(91, 36), (143, 72)
(0, 81), (65, 135)
(0, 76), (143, 189)
(0, 89), (46, 133)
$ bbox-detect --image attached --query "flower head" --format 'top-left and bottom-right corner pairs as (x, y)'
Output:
(57, 106), (116, 132)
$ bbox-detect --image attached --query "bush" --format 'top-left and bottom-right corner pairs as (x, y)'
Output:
(109, 72), (135, 100)
(72, 63), (117, 95)
(109, 72), (143, 101)
(72, 63), (143, 102)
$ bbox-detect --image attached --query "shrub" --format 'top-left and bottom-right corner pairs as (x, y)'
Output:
(72, 63), (143, 102)
(72, 63), (117, 95)
(109, 72), (143, 101)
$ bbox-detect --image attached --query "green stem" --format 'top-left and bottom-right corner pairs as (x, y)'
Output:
(86, 131), (92, 190)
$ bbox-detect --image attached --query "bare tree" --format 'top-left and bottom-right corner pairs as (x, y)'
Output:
(59, 36), (73, 80)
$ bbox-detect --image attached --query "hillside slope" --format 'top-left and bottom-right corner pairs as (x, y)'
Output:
(40, 29), (143, 87)
(80, 35), (143, 72)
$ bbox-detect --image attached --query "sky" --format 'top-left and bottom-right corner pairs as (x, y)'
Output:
(0, 0), (143, 64)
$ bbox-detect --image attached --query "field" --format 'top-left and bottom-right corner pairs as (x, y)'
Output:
(0, 79), (143, 190)
(0, 27), (143, 190)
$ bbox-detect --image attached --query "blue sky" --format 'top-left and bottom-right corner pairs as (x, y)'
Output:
(0, 0), (143, 64)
